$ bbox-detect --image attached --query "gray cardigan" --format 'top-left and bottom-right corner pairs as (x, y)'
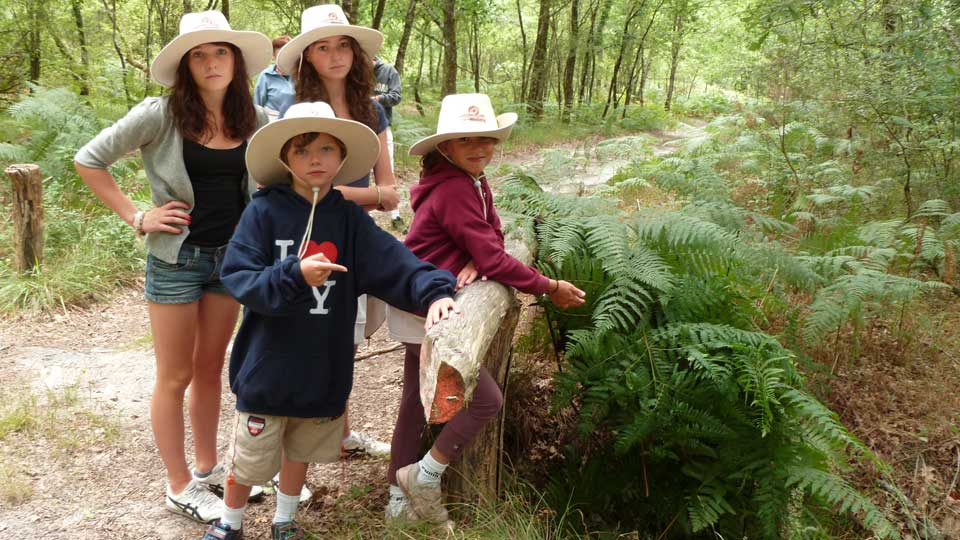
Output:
(75, 96), (269, 263)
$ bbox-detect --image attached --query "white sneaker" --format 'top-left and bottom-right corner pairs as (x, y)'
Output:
(342, 430), (391, 459)
(193, 463), (265, 502)
(384, 497), (418, 524)
(166, 479), (222, 523)
(266, 474), (313, 502)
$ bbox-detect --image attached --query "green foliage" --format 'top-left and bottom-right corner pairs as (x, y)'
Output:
(0, 85), (103, 198)
(501, 173), (897, 539)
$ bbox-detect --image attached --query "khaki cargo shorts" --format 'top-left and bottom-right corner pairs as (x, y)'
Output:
(227, 411), (345, 486)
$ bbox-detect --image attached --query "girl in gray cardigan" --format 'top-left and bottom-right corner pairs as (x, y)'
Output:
(74, 11), (272, 524)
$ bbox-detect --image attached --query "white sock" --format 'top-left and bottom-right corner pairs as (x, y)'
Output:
(417, 452), (447, 486)
(273, 489), (300, 524)
(221, 503), (245, 530)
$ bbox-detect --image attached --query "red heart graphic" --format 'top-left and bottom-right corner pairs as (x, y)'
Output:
(303, 240), (338, 263)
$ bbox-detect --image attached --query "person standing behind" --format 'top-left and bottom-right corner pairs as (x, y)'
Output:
(254, 35), (295, 121)
(74, 11), (273, 523)
(275, 3), (398, 460)
(373, 56), (403, 225)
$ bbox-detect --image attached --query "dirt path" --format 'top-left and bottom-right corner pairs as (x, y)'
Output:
(0, 125), (707, 539)
(502, 120), (707, 195)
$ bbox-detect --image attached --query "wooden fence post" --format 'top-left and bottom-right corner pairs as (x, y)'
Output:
(4, 164), (44, 272)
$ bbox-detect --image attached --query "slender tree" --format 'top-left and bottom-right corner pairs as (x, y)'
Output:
(526, 0), (551, 117)
(393, 0), (418, 75)
(441, 0), (457, 96)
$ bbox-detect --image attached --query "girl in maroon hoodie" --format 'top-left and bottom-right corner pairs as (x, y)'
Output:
(385, 94), (585, 526)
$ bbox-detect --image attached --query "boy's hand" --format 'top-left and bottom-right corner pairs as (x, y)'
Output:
(424, 297), (461, 330)
(456, 260), (486, 290)
(300, 252), (348, 287)
(548, 280), (586, 309)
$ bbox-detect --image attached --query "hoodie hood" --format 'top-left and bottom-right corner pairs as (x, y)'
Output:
(410, 158), (474, 212)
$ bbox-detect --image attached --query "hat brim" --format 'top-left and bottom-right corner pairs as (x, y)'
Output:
(276, 26), (383, 76)
(409, 113), (518, 156)
(246, 117), (380, 187)
(151, 29), (273, 87)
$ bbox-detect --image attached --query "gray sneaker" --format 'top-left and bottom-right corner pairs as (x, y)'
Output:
(384, 497), (418, 525)
(194, 464), (264, 502)
(342, 430), (391, 459)
(396, 463), (449, 524)
(166, 479), (222, 523)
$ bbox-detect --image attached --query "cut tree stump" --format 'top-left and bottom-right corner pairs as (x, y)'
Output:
(420, 235), (532, 507)
(5, 164), (44, 272)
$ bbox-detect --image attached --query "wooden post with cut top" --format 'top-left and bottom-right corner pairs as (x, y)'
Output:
(420, 234), (532, 510)
(4, 164), (44, 273)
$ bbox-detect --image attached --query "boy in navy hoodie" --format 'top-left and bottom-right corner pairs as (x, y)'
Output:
(202, 102), (458, 540)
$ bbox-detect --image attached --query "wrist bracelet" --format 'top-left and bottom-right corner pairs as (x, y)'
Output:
(374, 184), (382, 207)
(550, 279), (560, 293)
(133, 210), (146, 236)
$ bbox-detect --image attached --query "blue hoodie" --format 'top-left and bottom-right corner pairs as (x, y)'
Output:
(221, 183), (455, 418)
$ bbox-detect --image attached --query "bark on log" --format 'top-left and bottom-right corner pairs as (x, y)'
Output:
(5, 164), (44, 273)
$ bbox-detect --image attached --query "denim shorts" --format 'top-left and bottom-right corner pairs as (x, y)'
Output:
(144, 243), (230, 304)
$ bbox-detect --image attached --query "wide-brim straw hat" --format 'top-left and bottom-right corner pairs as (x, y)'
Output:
(150, 10), (272, 87)
(409, 94), (518, 156)
(246, 101), (380, 187)
(276, 4), (383, 76)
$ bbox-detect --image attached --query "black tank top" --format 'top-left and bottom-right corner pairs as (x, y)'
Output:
(183, 139), (247, 247)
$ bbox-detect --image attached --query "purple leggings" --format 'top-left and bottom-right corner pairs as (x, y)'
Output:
(387, 343), (503, 485)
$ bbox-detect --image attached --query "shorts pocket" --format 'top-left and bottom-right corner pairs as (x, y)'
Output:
(149, 249), (197, 273)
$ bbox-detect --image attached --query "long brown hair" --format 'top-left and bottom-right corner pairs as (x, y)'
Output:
(294, 37), (378, 130)
(168, 42), (257, 143)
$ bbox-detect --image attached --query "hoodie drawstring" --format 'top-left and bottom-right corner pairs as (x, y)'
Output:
(279, 157), (347, 260)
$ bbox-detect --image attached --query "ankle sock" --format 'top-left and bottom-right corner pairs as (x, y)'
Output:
(221, 503), (245, 530)
(273, 489), (300, 524)
(417, 452), (447, 485)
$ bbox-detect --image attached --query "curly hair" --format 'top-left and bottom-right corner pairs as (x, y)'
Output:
(293, 37), (378, 130)
(168, 42), (257, 143)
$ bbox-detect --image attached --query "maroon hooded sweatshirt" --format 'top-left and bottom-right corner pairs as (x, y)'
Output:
(404, 159), (551, 295)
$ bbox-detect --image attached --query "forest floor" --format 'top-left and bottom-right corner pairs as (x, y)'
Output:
(1, 120), (958, 539)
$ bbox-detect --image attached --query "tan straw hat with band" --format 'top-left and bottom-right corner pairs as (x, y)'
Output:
(245, 101), (380, 187)
(409, 94), (518, 156)
(276, 4), (383, 76)
(150, 10), (272, 87)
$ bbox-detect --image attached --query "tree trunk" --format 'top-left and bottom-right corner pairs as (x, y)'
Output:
(664, 10), (683, 112)
(340, 0), (358, 23)
(577, 0), (596, 106)
(471, 14), (481, 92)
(622, 42), (643, 118)
(516, 0), (529, 105)
(441, 0), (457, 97)
(70, 0), (90, 95)
(370, 0), (386, 29)
(414, 29), (426, 116)
(393, 0), (417, 75)
(639, 47), (653, 106)
(102, 0), (133, 107)
(602, 4), (643, 118)
(221, 0), (229, 20)
(525, 0), (551, 118)
(561, 0), (580, 122)
(5, 164), (44, 273)
(27, 0), (42, 85)
(183, 0), (191, 14)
